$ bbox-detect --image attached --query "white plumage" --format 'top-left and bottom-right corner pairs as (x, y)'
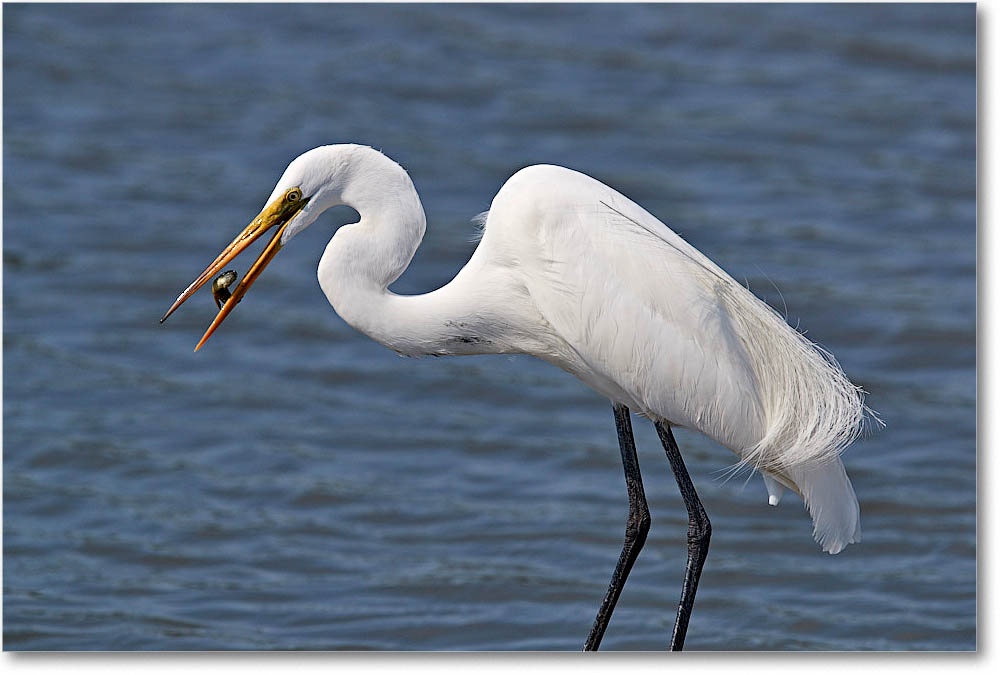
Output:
(278, 144), (868, 553)
(163, 143), (873, 648)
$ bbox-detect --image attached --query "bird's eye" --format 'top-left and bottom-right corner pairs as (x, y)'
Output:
(287, 189), (302, 202)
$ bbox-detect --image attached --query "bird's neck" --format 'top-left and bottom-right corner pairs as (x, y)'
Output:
(317, 152), (500, 357)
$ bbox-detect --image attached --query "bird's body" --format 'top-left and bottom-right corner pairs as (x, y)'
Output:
(162, 144), (870, 649)
(312, 145), (864, 553)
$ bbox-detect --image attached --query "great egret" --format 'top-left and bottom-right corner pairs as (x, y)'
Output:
(161, 144), (869, 650)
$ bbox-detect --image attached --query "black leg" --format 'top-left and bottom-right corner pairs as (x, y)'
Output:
(655, 421), (711, 651)
(584, 403), (651, 651)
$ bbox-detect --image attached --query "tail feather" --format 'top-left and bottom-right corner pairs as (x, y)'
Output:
(777, 459), (860, 554)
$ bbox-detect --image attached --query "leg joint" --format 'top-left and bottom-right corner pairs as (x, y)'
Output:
(688, 514), (711, 545)
(627, 510), (651, 541)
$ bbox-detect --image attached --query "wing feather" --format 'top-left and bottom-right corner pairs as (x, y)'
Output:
(499, 166), (869, 475)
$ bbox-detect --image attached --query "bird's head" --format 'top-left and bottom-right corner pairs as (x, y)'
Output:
(159, 146), (351, 350)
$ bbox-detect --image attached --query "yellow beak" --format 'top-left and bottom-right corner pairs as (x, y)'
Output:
(160, 190), (307, 351)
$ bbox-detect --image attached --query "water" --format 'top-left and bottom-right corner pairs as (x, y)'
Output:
(3, 3), (975, 651)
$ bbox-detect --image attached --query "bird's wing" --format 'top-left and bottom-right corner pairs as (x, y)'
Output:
(497, 165), (864, 472)
(492, 165), (866, 553)
(507, 168), (769, 456)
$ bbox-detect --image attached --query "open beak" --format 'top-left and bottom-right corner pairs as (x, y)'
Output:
(160, 191), (308, 351)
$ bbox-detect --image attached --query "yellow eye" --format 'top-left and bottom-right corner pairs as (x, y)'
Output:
(287, 188), (302, 202)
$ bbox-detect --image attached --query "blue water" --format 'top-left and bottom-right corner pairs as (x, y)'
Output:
(3, 3), (975, 650)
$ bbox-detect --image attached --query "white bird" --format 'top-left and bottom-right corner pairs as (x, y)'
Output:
(161, 144), (869, 650)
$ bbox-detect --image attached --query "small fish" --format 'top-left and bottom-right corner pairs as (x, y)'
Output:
(212, 270), (238, 309)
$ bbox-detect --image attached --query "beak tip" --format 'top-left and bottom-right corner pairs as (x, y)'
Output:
(167, 199), (294, 352)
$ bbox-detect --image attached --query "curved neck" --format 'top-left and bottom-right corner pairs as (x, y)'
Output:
(315, 148), (502, 357)
(329, 148), (427, 292)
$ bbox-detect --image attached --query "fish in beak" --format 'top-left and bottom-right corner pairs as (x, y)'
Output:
(160, 187), (308, 351)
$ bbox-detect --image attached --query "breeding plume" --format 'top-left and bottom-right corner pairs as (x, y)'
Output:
(161, 144), (868, 650)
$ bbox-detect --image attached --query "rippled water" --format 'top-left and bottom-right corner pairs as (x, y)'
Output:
(3, 3), (975, 650)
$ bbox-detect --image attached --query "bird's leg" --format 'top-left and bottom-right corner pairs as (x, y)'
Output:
(655, 421), (711, 652)
(584, 403), (651, 651)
